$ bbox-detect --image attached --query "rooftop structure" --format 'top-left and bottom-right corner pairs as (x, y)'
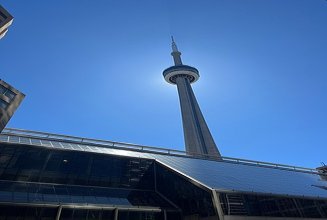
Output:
(0, 5), (13, 39)
(0, 80), (25, 132)
(163, 38), (221, 158)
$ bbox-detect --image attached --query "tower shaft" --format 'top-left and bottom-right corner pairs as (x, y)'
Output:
(175, 76), (221, 157)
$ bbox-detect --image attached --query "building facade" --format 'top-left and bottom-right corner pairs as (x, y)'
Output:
(0, 128), (326, 220)
(0, 5), (13, 39)
(0, 5), (24, 132)
(0, 80), (25, 132)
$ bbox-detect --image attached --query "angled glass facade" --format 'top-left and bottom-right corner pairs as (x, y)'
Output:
(156, 163), (217, 219)
(0, 143), (177, 217)
(152, 154), (327, 199)
(0, 128), (327, 219)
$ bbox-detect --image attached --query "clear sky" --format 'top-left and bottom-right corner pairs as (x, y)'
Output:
(1, 0), (326, 168)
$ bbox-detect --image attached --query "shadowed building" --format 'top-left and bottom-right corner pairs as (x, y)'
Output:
(0, 6), (24, 132)
(163, 38), (221, 158)
(0, 5), (13, 39)
(0, 80), (25, 132)
(0, 128), (326, 220)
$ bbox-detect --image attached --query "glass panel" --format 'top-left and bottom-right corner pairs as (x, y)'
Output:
(219, 192), (327, 218)
(0, 181), (12, 202)
(39, 185), (57, 203)
(60, 209), (115, 220)
(40, 140), (52, 147)
(12, 182), (28, 202)
(8, 136), (19, 143)
(26, 207), (56, 220)
(68, 185), (86, 203)
(166, 211), (182, 220)
(19, 137), (31, 145)
(4, 89), (16, 101)
(0, 143), (156, 189)
(153, 154), (327, 199)
(0, 154), (11, 168)
(118, 211), (164, 220)
(72, 209), (87, 219)
(54, 185), (72, 203)
(0, 205), (25, 220)
(86, 210), (102, 220)
(0, 180), (171, 207)
(156, 163), (216, 218)
(60, 142), (73, 150)
(0, 135), (9, 142)
(101, 210), (115, 220)
(50, 141), (62, 149)
(31, 138), (42, 146)
(59, 209), (73, 220)
(0, 85), (6, 94)
(0, 99), (8, 109)
(28, 183), (43, 202)
(0, 85), (16, 101)
(69, 143), (81, 150)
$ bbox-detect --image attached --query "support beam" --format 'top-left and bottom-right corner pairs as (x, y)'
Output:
(55, 205), (62, 220)
(212, 190), (224, 220)
(114, 208), (119, 220)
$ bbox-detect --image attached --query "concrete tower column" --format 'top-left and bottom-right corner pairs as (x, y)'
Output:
(163, 37), (221, 158)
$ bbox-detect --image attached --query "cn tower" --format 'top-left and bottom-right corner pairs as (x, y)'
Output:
(163, 37), (221, 158)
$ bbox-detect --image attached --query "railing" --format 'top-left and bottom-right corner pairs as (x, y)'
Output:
(1, 128), (188, 156)
(0, 127), (320, 174)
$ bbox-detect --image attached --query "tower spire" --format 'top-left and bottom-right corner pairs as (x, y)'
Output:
(171, 36), (183, 66)
(171, 36), (178, 52)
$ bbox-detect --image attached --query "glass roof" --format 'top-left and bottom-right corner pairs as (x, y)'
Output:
(1, 128), (327, 199)
(152, 154), (327, 199)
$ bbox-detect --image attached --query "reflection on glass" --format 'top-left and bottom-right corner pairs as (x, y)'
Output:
(219, 192), (327, 218)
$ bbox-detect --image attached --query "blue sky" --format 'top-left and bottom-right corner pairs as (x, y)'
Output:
(1, 0), (326, 168)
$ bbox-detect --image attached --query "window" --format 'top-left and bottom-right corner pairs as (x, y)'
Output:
(118, 211), (164, 220)
(0, 84), (16, 102)
(219, 192), (327, 218)
(156, 163), (216, 218)
(0, 99), (8, 109)
(0, 143), (156, 189)
(0, 11), (8, 21)
(0, 205), (56, 220)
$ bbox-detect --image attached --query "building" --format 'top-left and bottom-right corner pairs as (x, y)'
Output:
(0, 5), (25, 132)
(0, 5), (13, 39)
(0, 128), (326, 220)
(163, 38), (221, 158)
(0, 80), (25, 132)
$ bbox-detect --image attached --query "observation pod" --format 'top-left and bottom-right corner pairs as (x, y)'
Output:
(163, 65), (199, 85)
